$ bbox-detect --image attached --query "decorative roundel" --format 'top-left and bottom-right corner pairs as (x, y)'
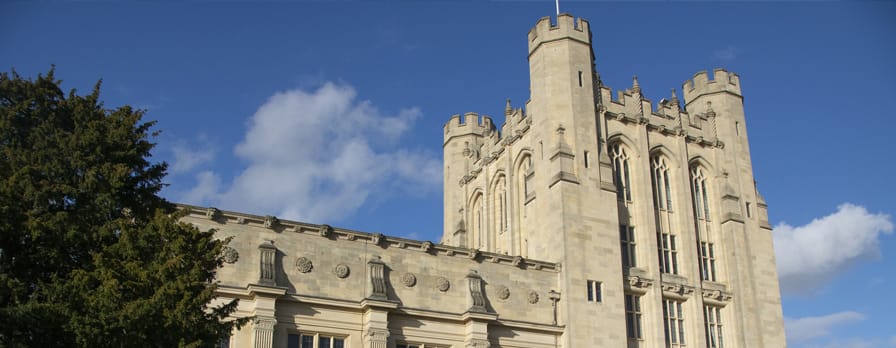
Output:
(436, 277), (450, 292)
(295, 257), (313, 273)
(497, 285), (511, 300)
(221, 247), (239, 264)
(334, 264), (350, 278)
(402, 273), (417, 287)
(527, 290), (540, 304)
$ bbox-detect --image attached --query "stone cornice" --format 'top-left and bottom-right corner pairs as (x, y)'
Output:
(179, 204), (561, 273)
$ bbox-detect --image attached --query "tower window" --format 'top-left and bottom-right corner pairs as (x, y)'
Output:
(705, 306), (725, 348)
(746, 202), (753, 218)
(620, 225), (636, 268)
(611, 144), (633, 201)
(584, 150), (590, 168)
(658, 231), (679, 274)
(625, 294), (643, 339)
(578, 71), (583, 87)
(663, 299), (686, 347)
(700, 241), (717, 282)
(651, 156), (672, 210)
(587, 280), (602, 302)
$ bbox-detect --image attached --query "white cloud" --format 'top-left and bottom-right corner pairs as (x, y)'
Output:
(785, 311), (865, 344)
(170, 135), (215, 174)
(890, 335), (896, 346)
(180, 170), (222, 206)
(774, 203), (893, 294)
(713, 45), (739, 61)
(182, 82), (440, 223)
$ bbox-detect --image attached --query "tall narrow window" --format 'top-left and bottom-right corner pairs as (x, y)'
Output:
(492, 175), (508, 253)
(700, 241), (717, 282)
(658, 231), (679, 274)
(691, 165), (718, 282)
(587, 280), (602, 302)
(704, 306), (724, 348)
(691, 166), (710, 220)
(578, 71), (583, 87)
(663, 299), (686, 347)
(611, 144), (633, 201)
(471, 194), (483, 250)
(625, 294), (643, 340)
(652, 156), (672, 210)
(620, 224), (637, 268)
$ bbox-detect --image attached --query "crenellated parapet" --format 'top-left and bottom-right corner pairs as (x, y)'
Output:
(682, 68), (742, 105)
(444, 112), (496, 145)
(527, 13), (591, 56)
(600, 79), (723, 149)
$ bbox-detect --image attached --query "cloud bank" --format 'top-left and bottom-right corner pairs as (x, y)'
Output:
(785, 311), (865, 344)
(774, 203), (893, 294)
(181, 82), (441, 223)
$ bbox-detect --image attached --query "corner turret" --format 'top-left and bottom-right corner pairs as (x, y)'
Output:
(527, 14), (591, 56)
(682, 68), (742, 106)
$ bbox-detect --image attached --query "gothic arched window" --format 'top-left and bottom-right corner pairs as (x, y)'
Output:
(611, 143), (633, 201)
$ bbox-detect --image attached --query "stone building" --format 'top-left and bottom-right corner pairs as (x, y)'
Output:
(183, 13), (786, 348)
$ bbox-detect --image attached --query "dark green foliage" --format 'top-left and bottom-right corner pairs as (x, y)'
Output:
(0, 68), (244, 347)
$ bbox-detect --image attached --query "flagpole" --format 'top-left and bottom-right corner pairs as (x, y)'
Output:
(555, 0), (560, 16)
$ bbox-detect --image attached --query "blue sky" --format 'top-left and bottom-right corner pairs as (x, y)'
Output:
(3, 1), (894, 346)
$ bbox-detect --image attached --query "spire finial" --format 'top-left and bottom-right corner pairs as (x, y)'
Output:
(670, 88), (679, 105)
(505, 98), (512, 116)
(632, 75), (641, 94)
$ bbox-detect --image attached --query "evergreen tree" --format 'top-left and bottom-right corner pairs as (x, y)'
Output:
(0, 68), (244, 347)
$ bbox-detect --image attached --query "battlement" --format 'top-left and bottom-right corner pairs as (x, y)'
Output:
(444, 112), (496, 144)
(682, 68), (742, 104)
(527, 13), (591, 55)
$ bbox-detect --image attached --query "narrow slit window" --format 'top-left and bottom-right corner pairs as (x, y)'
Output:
(584, 150), (590, 168)
(587, 280), (602, 302)
(578, 71), (583, 87)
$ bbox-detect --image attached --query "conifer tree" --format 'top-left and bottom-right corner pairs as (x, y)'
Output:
(0, 68), (244, 347)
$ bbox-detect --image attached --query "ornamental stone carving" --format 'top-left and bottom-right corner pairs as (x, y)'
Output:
(466, 270), (487, 312)
(318, 224), (332, 237)
(528, 290), (540, 304)
(497, 285), (511, 300)
(367, 256), (388, 300)
(206, 207), (221, 220)
(222, 246), (239, 264)
(257, 242), (277, 286)
(263, 215), (278, 229)
(466, 339), (491, 348)
(436, 277), (450, 292)
(295, 257), (313, 273)
(334, 263), (350, 278)
(402, 272), (417, 287)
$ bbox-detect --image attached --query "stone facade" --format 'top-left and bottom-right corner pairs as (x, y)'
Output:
(188, 13), (785, 348)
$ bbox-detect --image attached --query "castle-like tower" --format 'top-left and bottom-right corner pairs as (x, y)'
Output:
(443, 14), (786, 347)
(182, 13), (785, 348)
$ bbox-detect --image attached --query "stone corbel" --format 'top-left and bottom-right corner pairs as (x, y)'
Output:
(625, 275), (655, 293)
(702, 288), (734, 305)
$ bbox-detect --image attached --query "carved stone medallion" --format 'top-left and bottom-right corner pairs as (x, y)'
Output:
(221, 246), (239, 264)
(295, 257), (313, 273)
(334, 263), (350, 278)
(436, 277), (450, 292)
(402, 272), (417, 287)
(497, 285), (511, 300)
(527, 290), (540, 304)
